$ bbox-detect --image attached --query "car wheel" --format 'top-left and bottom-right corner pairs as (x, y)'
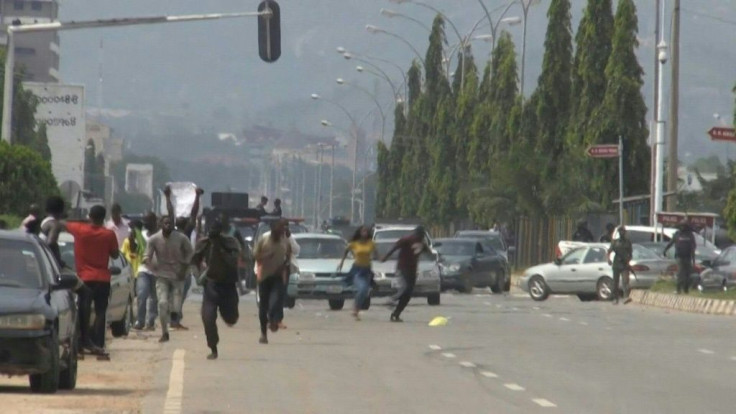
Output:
(111, 298), (133, 338)
(285, 295), (296, 309)
(490, 271), (504, 294)
(30, 333), (60, 394)
(528, 275), (550, 301)
(59, 331), (78, 390)
(427, 293), (441, 306)
(462, 277), (474, 293)
(577, 293), (596, 302)
(328, 299), (345, 310)
(596, 277), (614, 301)
(361, 296), (371, 310)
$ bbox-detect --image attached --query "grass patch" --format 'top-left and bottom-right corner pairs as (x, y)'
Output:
(650, 279), (736, 300)
(0, 214), (22, 229)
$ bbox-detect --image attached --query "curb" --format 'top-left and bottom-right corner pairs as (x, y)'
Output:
(630, 290), (736, 316)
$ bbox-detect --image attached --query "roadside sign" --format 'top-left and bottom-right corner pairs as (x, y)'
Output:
(708, 127), (736, 142)
(585, 144), (620, 158)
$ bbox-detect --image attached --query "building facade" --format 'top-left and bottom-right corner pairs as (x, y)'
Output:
(0, 0), (60, 82)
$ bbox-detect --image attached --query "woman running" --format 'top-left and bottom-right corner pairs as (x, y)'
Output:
(338, 226), (376, 321)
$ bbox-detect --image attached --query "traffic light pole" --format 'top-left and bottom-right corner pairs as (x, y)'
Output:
(2, 10), (269, 143)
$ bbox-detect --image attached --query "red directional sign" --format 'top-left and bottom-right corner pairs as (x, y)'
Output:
(708, 127), (736, 142)
(586, 144), (620, 158)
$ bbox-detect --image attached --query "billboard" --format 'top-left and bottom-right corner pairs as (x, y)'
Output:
(23, 82), (86, 189)
(125, 163), (154, 201)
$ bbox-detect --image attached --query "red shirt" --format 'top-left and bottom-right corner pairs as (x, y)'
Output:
(67, 222), (118, 283)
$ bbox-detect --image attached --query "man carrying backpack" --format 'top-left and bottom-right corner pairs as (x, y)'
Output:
(664, 220), (697, 294)
(192, 219), (242, 360)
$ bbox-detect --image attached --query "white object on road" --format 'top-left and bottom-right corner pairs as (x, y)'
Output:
(428, 344), (442, 351)
(504, 383), (525, 391)
(441, 352), (456, 359)
(480, 371), (498, 378)
(532, 398), (557, 408)
(459, 361), (476, 368)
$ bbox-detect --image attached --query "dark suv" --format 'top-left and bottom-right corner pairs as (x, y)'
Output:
(0, 231), (80, 393)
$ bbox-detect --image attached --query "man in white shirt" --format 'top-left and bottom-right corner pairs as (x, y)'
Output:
(106, 203), (130, 248)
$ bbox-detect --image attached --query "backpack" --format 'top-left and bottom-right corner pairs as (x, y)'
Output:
(674, 231), (695, 258)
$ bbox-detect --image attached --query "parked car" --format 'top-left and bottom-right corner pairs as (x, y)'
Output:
(286, 233), (355, 310)
(638, 241), (713, 288)
(453, 230), (511, 259)
(624, 225), (720, 254)
(520, 243), (671, 302)
(0, 230), (80, 393)
(371, 240), (441, 306)
(373, 225), (433, 247)
(252, 217), (309, 247)
(57, 232), (134, 338)
(696, 246), (736, 291)
(433, 238), (509, 293)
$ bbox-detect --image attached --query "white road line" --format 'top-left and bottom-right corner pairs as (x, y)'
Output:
(163, 349), (186, 414)
(484, 301), (492, 305)
(429, 344), (442, 351)
(512, 307), (519, 311)
(532, 398), (557, 408)
(698, 349), (715, 355)
(504, 383), (525, 391)
(559, 317), (570, 322)
(480, 371), (498, 378)
(442, 352), (457, 359)
(579, 321), (589, 326)
(532, 306), (541, 310)
(495, 304), (503, 308)
(459, 361), (476, 368)
(542, 313), (553, 318)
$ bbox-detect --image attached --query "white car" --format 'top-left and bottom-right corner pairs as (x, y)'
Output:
(58, 233), (135, 338)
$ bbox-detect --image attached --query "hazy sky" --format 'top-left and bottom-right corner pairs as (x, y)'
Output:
(57, 0), (736, 160)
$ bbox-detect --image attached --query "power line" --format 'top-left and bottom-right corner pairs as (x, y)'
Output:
(681, 8), (736, 26)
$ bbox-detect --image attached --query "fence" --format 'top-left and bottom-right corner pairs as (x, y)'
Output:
(513, 216), (575, 269)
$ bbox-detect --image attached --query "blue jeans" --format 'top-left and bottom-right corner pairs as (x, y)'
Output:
(136, 272), (158, 327)
(349, 265), (372, 311)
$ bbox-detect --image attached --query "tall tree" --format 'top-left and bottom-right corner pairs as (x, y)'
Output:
(398, 64), (425, 217)
(375, 141), (390, 218)
(568, 0), (614, 150)
(534, 0), (573, 188)
(467, 61), (492, 179)
(382, 102), (407, 217)
(589, 0), (650, 204)
(452, 51), (479, 215)
(488, 31), (520, 157)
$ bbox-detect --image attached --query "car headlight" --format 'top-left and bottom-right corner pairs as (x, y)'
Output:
(373, 271), (386, 279)
(442, 263), (461, 273)
(299, 272), (316, 281)
(422, 269), (440, 279)
(0, 314), (46, 330)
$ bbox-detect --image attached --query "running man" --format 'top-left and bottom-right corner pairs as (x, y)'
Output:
(381, 226), (430, 322)
(253, 220), (289, 344)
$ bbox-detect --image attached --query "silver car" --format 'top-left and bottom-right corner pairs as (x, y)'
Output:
(520, 243), (671, 302)
(57, 233), (135, 337)
(372, 240), (441, 306)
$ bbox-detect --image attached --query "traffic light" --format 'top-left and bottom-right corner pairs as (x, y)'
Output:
(258, 0), (281, 63)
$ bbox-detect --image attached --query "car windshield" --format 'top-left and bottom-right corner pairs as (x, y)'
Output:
(374, 229), (413, 241)
(374, 242), (435, 262)
(632, 244), (661, 261)
(456, 233), (505, 251)
(436, 242), (475, 257)
(297, 238), (347, 259)
(0, 239), (44, 289)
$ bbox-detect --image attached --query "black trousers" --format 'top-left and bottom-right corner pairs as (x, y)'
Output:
(612, 266), (630, 301)
(677, 257), (693, 294)
(392, 273), (417, 318)
(201, 280), (239, 350)
(78, 281), (110, 349)
(258, 276), (284, 336)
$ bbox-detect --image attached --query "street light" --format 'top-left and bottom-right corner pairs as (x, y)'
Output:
(337, 47), (409, 100)
(336, 78), (386, 145)
(1, 10), (269, 143)
(380, 8), (431, 33)
(356, 65), (400, 101)
(653, 40), (668, 220)
(365, 24), (426, 67)
(388, 0), (462, 44)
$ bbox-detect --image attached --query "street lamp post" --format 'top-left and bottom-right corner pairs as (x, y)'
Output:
(380, 8), (431, 33)
(365, 25), (425, 67)
(336, 78), (386, 144)
(388, 0), (463, 44)
(338, 47), (408, 99)
(653, 40), (668, 221)
(356, 65), (399, 101)
(1, 10), (268, 143)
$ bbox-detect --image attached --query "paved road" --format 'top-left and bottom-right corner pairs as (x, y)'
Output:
(138, 289), (736, 414)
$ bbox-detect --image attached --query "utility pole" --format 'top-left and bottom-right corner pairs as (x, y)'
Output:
(650, 0), (661, 224)
(666, 0), (680, 211)
(329, 144), (335, 219)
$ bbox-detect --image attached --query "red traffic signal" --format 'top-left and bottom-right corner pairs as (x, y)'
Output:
(258, 0), (281, 63)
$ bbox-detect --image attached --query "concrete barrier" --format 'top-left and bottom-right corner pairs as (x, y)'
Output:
(631, 290), (736, 316)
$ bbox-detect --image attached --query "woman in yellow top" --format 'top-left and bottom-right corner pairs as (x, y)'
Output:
(338, 226), (375, 320)
(121, 220), (144, 277)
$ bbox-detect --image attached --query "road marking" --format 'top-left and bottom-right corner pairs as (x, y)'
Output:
(542, 313), (553, 318)
(504, 383), (525, 391)
(442, 352), (456, 359)
(459, 361), (476, 368)
(512, 307), (519, 311)
(730, 356), (736, 361)
(484, 301), (492, 305)
(559, 317), (570, 322)
(495, 304), (503, 308)
(532, 398), (557, 408)
(164, 349), (186, 414)
(579, 321), (589, 326)
(429, 344), (442, 351)
(532, 306), (541, 310)
(698, 349), (715, 355)
(480, 371), (498, 378)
